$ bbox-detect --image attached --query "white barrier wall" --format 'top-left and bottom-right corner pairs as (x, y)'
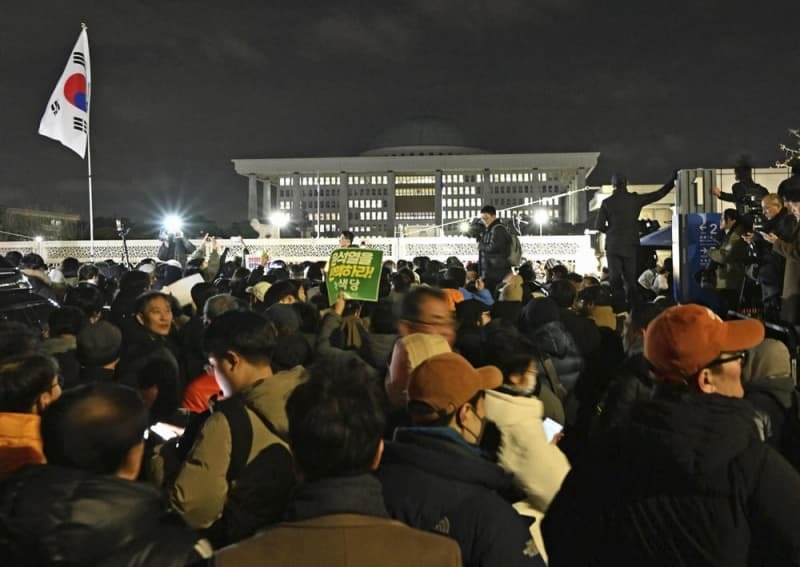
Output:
(0, 235), (600, 275)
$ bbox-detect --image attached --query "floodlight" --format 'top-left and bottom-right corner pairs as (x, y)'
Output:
(270, 212), (290, 228)
(458, 221), (471, 233)
(34, 235), (44, 242)
(163, 214), (183, 234)
(533, 209), (550, 226)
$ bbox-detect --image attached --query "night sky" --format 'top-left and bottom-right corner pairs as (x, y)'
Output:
(2, 1), (798, 227)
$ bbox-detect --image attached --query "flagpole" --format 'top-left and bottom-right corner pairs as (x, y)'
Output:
(82, 23), (94, 258)
(87, 128), (94, 258)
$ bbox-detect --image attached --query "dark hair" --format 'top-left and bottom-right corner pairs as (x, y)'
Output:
(369, 299), (397, 334)
(136, 355), (180, 424)
(723, 208), (739, 223)
(134, 290), (171, 314)
(60, 257), (80, 278)
(20, 253), (45, 270)
(578, 284), (612, 307)
(305, 262), (324, 282)
(484, 326), (538, 384)
(190, 281), (218, 314)
(339, 230), (354, 244)
(48, 306), (88, 337)
(64, 283), (105, 318)
(78, 263), (100, 282)
(41, 383), (148, 475)
(5, 251), (22, 267)
(391, 270), (413, 294)
(263, 280), (299, 308)
(400, 286), (446, 322)
(203, 310), (276, 365)
(0, 321), (39, 361)
(480, 205), (497, 216)
(0, 354), (58, 413)
(565, 272), (583, 284)
(119, 270), (151, 294)
(444, 267), (466, 288)
(286, 355), (384, 481)
(518, 263), (535, 282)
(292, 302), (321, 334)
(549, 265), (568, 280)
(549, 279), (577, 309)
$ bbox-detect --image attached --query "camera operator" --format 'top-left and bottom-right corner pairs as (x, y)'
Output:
(711, 163), (768, 231)
(743, 194), (797, 321)
(157, 229), (196, 268)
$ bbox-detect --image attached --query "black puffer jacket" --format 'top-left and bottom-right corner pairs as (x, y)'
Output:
(0, 465), (205, 566)
(543, 386), (800, 566)
(528, 321), (583, 393)
(478, 220), (512, 282)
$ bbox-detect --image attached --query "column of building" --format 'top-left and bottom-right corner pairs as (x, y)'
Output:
(387, 172), (396, 236)
(434, 169), (443, 234)
(248, 175), (258, 220)
(339, 172), (349, 232)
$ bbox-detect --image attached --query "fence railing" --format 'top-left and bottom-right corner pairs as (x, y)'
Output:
(0, 235), (601, 274)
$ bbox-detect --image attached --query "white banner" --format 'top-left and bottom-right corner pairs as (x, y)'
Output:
(38, 28), (91, 158)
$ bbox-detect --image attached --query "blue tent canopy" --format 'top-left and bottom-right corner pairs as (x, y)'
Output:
(639, 225), (672, 248)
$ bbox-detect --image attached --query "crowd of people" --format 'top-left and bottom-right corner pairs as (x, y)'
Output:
(0, 193), (799, 565)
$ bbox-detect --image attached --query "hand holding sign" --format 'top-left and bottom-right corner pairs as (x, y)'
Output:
(327, 248), (384, 304)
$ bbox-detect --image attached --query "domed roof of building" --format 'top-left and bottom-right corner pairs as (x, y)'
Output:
(362, 118), (486, 156)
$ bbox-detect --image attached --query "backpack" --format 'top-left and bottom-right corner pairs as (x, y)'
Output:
(491, 222), (523, 266)
(165, 395), (295, 548)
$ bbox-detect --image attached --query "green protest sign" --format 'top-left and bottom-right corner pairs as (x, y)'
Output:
(327, 248), (384, 304)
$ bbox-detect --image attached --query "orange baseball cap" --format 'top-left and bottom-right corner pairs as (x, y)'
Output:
(408, 352), (502, 422)
(644, 304), (764, 383)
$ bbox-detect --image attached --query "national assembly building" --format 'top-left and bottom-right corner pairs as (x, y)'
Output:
(232, 119), (599, 237)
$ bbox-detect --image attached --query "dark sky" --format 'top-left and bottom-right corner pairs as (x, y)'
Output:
(2, 1), (798, 226)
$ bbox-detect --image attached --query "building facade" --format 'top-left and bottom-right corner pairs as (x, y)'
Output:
(232, 120), (599, 237)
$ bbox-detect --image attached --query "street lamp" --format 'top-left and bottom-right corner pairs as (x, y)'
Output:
(533, 209), (549, 236)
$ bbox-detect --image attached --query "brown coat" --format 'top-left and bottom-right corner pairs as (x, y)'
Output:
(772, 221), (800, 324)
(214, 513), (461, 567)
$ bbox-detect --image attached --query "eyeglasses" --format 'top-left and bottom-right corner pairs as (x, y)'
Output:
(707, 351), (749, 368)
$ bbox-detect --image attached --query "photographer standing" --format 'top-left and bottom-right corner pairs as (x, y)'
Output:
(743, 194), (797, 321)
(158, 231), (196, 268)
(711, 163), (768, 231)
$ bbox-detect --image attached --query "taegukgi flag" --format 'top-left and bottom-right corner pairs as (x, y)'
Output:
(38, 27), (91, 158)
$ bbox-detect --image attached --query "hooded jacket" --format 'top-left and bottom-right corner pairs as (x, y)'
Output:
(0, 465), (207, 567)
(543, 386), (800, 566)
(377, 428), (545, 567)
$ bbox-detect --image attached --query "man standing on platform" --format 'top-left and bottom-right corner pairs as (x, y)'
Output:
(479, 205), (512, 294)
(595, 172), (675, 308)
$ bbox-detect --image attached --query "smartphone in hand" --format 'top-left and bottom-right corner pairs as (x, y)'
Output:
(542, 418), (564, 443)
